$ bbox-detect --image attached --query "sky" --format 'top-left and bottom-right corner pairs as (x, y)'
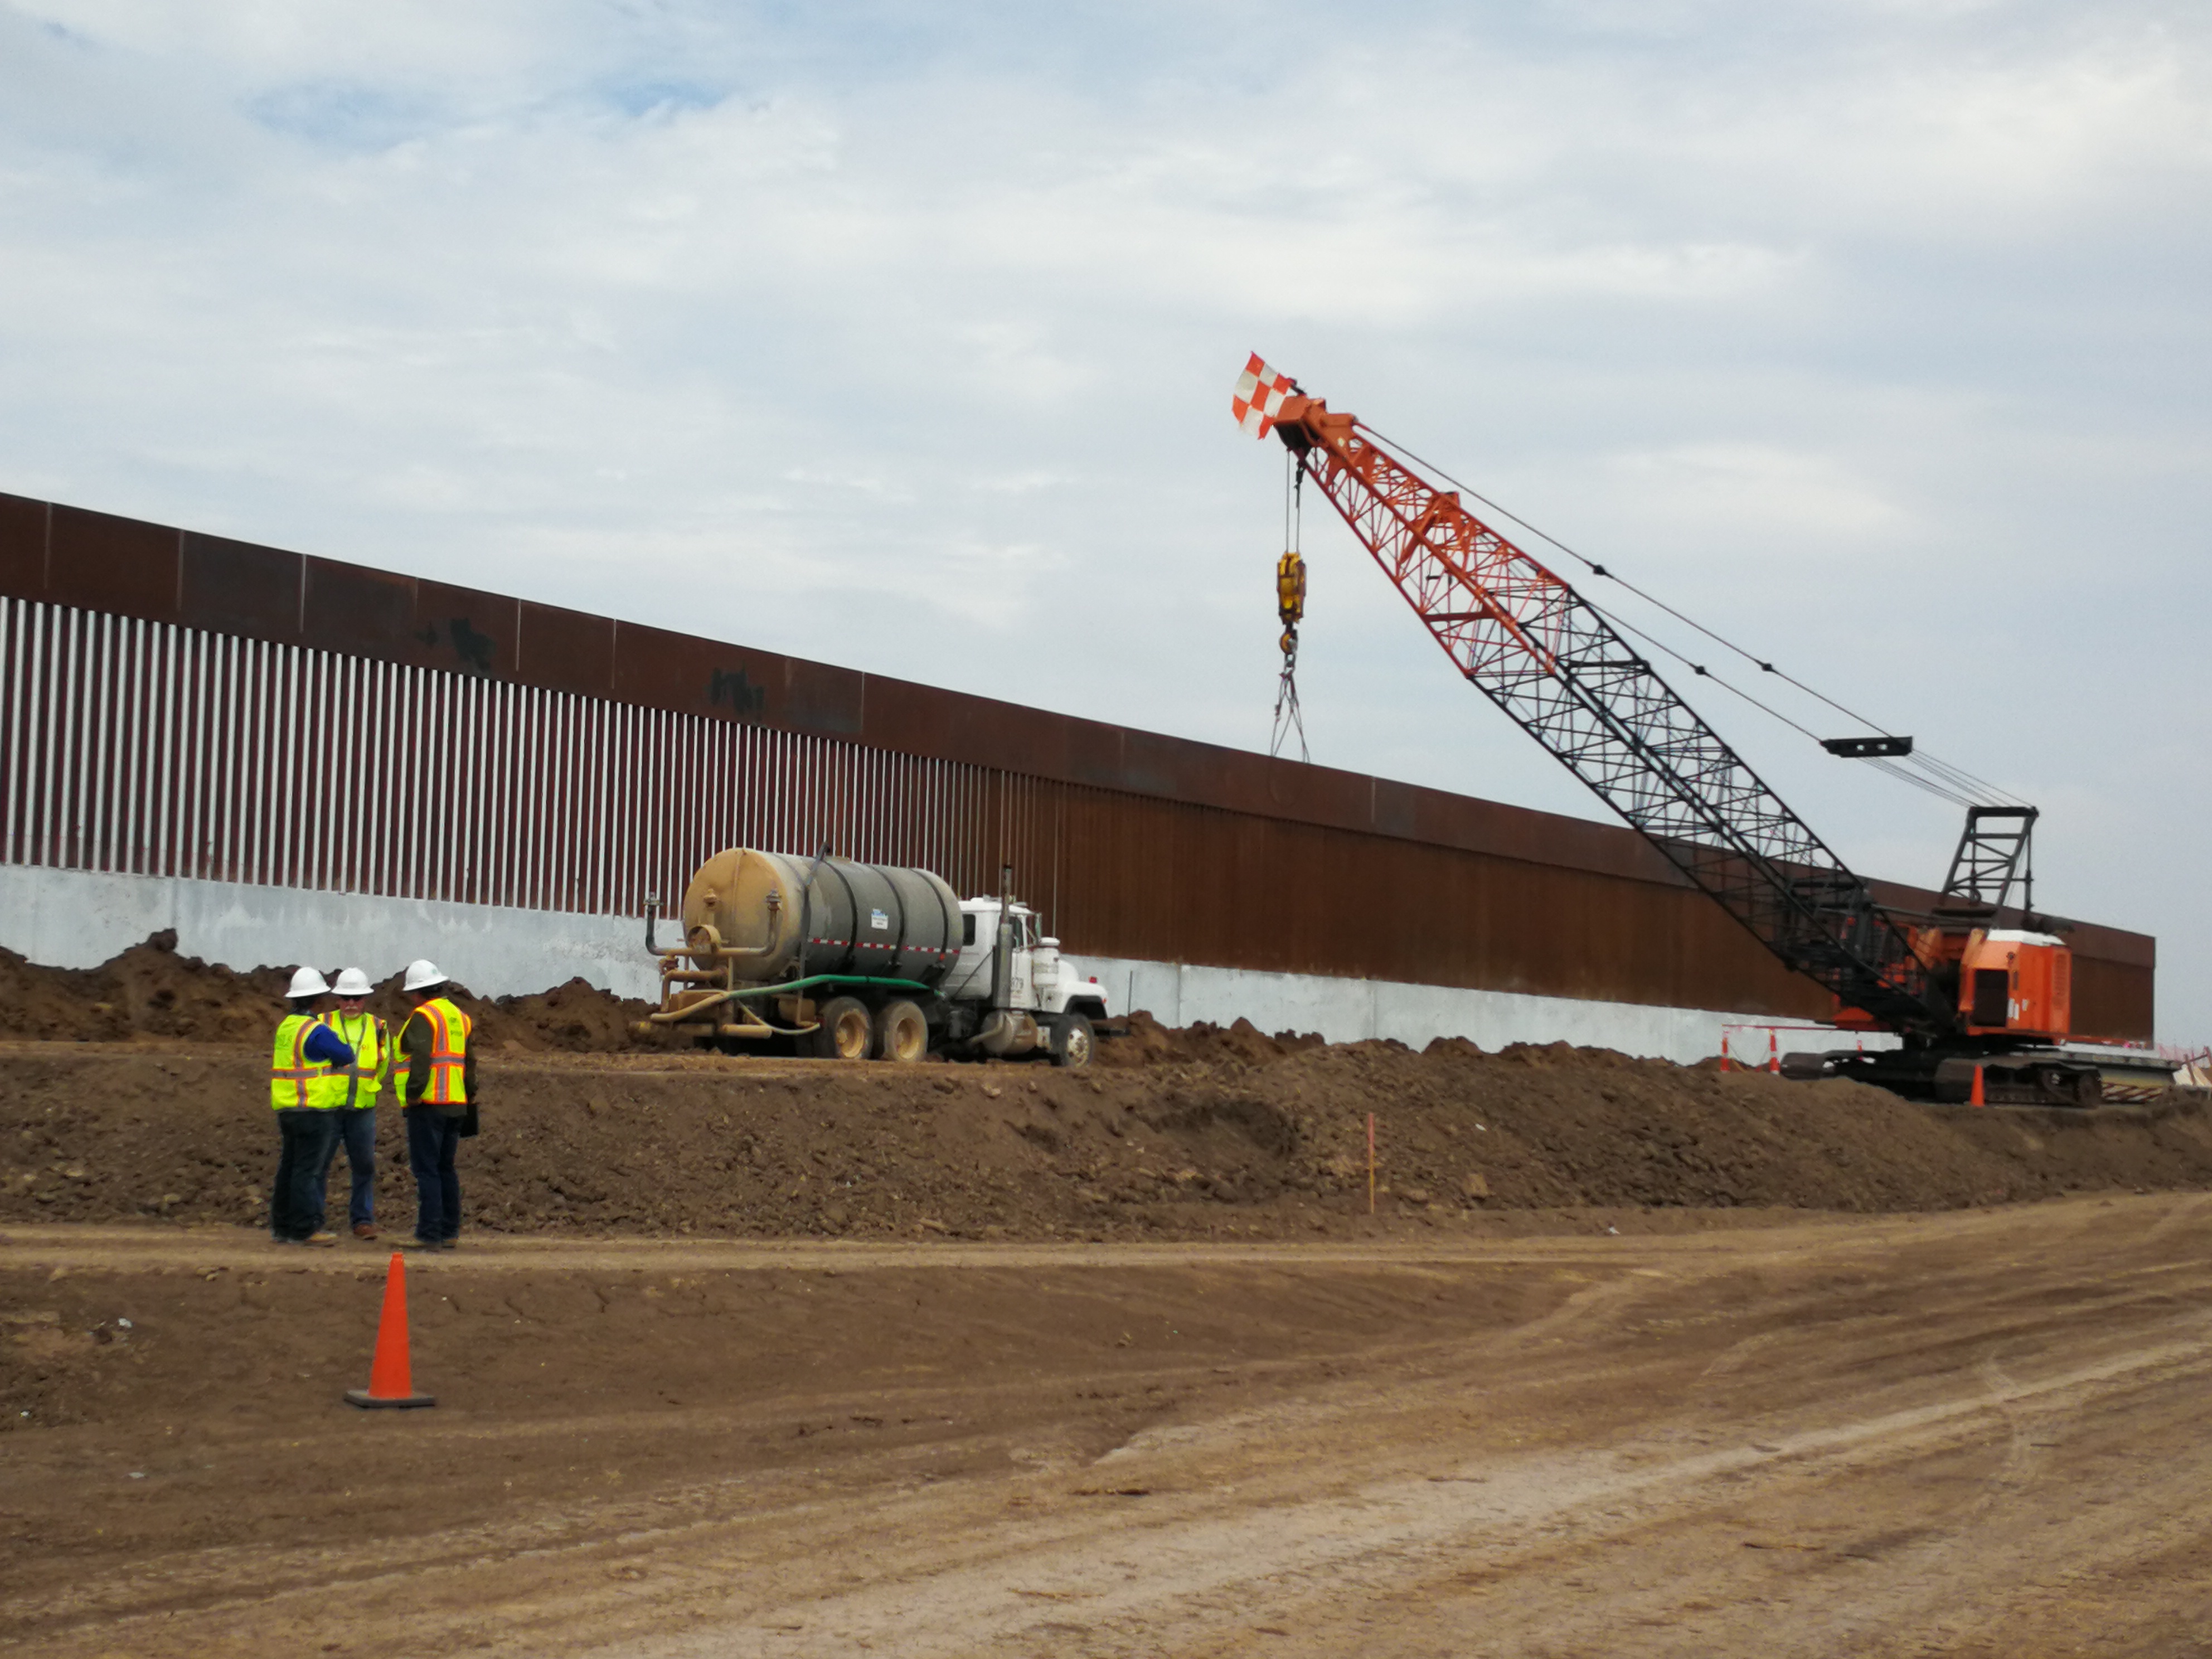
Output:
(2, 1), (2206, 1040)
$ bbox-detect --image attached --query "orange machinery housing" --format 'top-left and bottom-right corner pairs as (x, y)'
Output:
(1839, 927), (2071, 1041)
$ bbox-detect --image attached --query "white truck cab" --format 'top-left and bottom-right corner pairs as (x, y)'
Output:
(938, 896), (1113, 1066)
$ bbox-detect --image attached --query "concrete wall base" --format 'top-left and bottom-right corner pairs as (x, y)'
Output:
(1, 864), (1831, 1063)
(1061, 954), (1806, 1067)
(0, 864), (663, 1002)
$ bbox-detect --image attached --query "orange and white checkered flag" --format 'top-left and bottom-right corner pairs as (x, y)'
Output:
(1231, 353), (1295, 439)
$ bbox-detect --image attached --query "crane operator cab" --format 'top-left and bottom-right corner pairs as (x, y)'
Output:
(1920, 926), (2071, 1041)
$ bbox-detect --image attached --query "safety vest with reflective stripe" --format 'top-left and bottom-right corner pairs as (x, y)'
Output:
(269, 1013), (344, 1110)
(411, 997), (472, 1105)
(319, 1010), (389, 1110)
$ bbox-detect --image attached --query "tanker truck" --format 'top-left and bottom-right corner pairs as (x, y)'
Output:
(632, 848), (1114, 1066)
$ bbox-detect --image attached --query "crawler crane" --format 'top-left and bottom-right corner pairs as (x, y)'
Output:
(1233, 356), (2101, 1105)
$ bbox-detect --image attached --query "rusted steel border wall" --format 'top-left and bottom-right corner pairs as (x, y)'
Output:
(0, 494), (2156, 1036)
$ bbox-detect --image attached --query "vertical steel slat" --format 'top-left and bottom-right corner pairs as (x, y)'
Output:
(89, 612), (111, 872)
(513, 685), (534, 909)
(240, 636), (260, 886)
(0, 602), (16, 864)
(73, 609), (97, 871)
(502, 680), (522, 907)
(167, 625), (184, 880)
(574, 692), (594, 914)
(393, 666), (414, 900)
(337, 655), (360, 893)
(549, 691), (570, 911)
(54, 607), (77, 869)
(114, 615), (137, 874)
(286, 646), (308, 889)
(425, 666), (447, 901)
(524, 686), (545, 910)
(116, 619), (139, 874)
(307, 647), (330, 892)
(218, 636), (242, 885)
(177, 628), (198, 880)
(205, 629), (226, 883)
(485, 679), (506, 907)
(150, 624), (173, 878)
(355, 657), (376, 895)
(584, 697), (605, 915)
(407, 663), (426, 901)
(427, 666), (449, 901)
(259, 641), (281, 888)
(588, 696), (610, 915)
(0, 601), (21, 865)
(44, 605), (61, 867)
(457, 674), (478, 904)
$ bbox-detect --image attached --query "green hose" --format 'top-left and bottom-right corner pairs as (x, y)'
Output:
(648, 973), (937, 1027)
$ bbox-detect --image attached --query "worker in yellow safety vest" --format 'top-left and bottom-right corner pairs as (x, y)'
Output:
(269, 966), (356, 1246)
(396, 959), (478, 1251)
(321, 968), (391, 1240)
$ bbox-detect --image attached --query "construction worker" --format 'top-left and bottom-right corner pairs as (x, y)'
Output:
(321, 968), (390, 1240)
(396, 959), (477, 1251)
(270, 967), (356, 1246)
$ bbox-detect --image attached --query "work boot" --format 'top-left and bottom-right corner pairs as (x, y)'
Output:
(304, 1231), (338, 1247)
(353, 1223), (379, 1240)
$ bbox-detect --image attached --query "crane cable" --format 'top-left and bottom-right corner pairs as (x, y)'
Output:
(1354, 423), (2031, 811)
(1575, 599), (1983, 809)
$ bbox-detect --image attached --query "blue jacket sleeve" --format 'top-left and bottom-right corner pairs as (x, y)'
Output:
(303, 1023), (356, 1067)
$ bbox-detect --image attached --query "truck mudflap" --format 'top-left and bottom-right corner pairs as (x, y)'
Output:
(1780, 1048), (2106, 1107)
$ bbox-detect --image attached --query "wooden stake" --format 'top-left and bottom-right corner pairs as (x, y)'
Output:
(1367, 1112), (1376, 1216)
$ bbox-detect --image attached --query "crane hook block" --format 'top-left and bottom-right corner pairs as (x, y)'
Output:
(1276, 550), (1307, 629)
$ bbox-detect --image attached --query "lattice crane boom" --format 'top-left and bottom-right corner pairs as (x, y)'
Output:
(1253, 377), (1943, 1037)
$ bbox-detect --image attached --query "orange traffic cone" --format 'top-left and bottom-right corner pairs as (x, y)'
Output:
(1969, 1065), (1986, 1109)
(345, 1251), (436, 1410)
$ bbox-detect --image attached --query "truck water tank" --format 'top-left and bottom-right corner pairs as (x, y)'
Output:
(680, 848), (963, 989)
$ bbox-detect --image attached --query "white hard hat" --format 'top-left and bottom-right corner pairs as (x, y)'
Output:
(332, 967), (372, 997)
(402, 959), (448, 993)
(287, 966), (331, 1000)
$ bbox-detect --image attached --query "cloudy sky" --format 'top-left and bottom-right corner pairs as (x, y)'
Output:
(3, 1), (2206, 1036)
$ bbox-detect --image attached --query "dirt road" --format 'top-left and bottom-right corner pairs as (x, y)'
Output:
(7, 1199), (2212, 1656)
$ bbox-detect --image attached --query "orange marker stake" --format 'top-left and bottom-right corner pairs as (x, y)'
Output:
(1970, 1065), (1986, 1109)
(345, 1251), (436, 1410)
(1367, 1112), (1376, 1216)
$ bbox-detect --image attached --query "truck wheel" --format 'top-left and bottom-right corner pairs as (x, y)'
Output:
(814, 996), (873, 1061)
(876, 1000), (928, 1063)
(1050, 1011), (1095, 1070)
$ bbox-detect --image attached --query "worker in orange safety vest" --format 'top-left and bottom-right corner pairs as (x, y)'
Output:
(395, 958), (478, 1251)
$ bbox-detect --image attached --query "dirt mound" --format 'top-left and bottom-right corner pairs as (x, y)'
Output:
(0, 936), (649, 1053)
(4, 1041), (2210, 1243)
(1097, 1012), (1327, 1069)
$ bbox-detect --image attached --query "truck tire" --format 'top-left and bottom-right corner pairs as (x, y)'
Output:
(814, 995), (873, 1061)
(876, 1000), (928, 1063)
(1049, 1011), (1095, 1070)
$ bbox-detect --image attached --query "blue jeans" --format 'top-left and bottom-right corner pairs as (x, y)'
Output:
(271, 1109), (339, 1240)
(405, 1107), (463, 1243)
(334, 1108), (377, 1227)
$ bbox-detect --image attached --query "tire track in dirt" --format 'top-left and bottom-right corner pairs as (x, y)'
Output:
(14, 1200), (2212, 1657)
